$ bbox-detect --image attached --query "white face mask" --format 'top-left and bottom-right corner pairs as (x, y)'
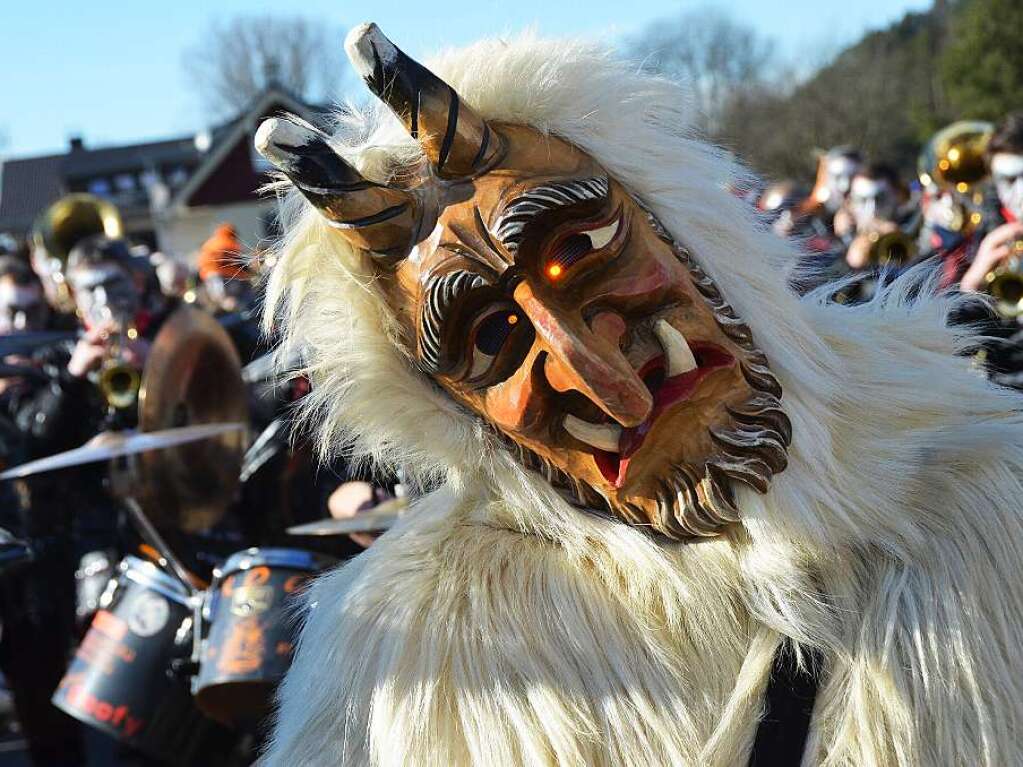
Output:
(823, 156), (860, 212)
(68, 263), (138, 328)
(0, 280), (48, 335)
(992, 153), (1023, 220)
(849, 176), (897, 231)
(924, 190), (962, 230)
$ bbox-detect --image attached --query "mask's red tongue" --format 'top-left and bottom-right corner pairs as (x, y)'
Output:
(594, 359), (665, 487)
(591, 345), (733, 489)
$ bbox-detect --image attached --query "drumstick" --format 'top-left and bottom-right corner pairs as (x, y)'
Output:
(122, 497), (198, 595)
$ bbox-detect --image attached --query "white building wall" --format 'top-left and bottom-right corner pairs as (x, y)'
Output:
(154, 200), (276, 264)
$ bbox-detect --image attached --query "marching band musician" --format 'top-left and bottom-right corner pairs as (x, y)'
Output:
(956, 113), (1023, 388)
(843, 162), (910, 269)
(785, 145), (864, 254)
(0, 255), (86, 766)
(961, 113), (1023, 293)
(64, 236), (154, 402)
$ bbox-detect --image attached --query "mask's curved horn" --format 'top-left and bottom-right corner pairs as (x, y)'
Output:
(255, 115), (417, 257)
(345, 23), (502, 180)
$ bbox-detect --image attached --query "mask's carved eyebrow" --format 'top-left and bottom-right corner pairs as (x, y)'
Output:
(419, 269), (489, 373)
(492, 176), (610, 256)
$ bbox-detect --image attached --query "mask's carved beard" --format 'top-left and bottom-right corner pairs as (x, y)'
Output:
(505, 208), (792, 541)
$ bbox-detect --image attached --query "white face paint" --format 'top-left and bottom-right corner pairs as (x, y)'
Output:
(824, 156), (860, 212)
(924, 189), (962, 230)
(0, 278), (48, 334)
(992, 153), (1023, 220)
(849, 176), (897, 231)
(68, 263), (138, 327)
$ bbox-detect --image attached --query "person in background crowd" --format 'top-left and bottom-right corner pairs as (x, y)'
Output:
(197, 223), (261, 362)
(757, 180), (809, 238)
(945, 113), (1023, 390)
(961, 112), (1023, 293)
(843, 162), (910, 269)
(0, 256), (50, 337)
(197, 223), (255, 315)
(0, 257), (86, 766)
(795, 146), (863, 244)
(150, 251), (193, 301)
(63, 236), (155, 401)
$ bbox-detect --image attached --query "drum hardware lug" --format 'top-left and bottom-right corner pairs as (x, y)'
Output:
(169, 658), (200, 678)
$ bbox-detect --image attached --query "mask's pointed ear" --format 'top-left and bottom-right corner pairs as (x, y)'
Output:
(255, 115), (418, 259)
(345, 23), (503, 180)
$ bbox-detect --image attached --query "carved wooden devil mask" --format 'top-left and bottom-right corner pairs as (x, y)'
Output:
(257, 23), (791, 540)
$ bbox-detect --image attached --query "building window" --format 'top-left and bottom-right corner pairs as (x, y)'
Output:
(87, 178), (112, 197)
(166, 166), (189, 188)
(140, 169), (161, 189)
(114, 173), (136, 192)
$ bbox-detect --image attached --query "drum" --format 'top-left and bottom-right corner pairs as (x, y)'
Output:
(53, 556), (212, 762)
(193, 547), (335, 726)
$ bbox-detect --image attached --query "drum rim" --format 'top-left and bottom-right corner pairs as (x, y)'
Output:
(213, 546), (337, 581)
(120, 555), (195, 605)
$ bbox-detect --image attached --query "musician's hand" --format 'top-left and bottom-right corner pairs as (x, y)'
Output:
(328, 481), (381, 549)
(122, 337), (151, 369)
(845, 233), (872, 269)
(833, 208), (854, 238)
(846, 221), (897, 269)
(961, 222), (1023, 292)
(67, 326), (108, 378)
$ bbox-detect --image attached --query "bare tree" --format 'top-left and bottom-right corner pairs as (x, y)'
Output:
(625, 8), (776, 133)
(184, 15), (342, 116)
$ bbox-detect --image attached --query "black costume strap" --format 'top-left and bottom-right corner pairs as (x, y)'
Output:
(747, 642), (822, 767)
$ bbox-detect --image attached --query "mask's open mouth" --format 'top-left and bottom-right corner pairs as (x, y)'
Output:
(592, 343), (733, 488)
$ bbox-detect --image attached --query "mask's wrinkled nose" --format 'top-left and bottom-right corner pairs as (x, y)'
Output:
(513, 281), (652, 428)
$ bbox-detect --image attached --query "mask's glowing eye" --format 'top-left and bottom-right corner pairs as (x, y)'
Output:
(468, 307), (529, 381)
(543, 216), (621, 282)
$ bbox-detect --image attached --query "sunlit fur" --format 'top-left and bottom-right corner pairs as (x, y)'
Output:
(261, 32), (1023, 766)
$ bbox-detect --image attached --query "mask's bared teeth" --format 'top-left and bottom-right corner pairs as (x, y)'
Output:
(563, 414), (622, 453)
(654, 319), (697, 377)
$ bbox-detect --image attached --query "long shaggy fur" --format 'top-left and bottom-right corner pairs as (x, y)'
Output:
(262, 33), (1023, 766)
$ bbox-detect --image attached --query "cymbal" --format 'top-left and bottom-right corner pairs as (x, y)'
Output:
(0, 424), (245, 481)
(137, 305), (248, 532)
(286, 498), (408, 536)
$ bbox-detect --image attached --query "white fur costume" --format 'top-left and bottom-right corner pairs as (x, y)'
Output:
(262, 33), (1023, 766)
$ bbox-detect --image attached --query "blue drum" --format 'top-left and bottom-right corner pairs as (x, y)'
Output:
(53, 556), (214, 761)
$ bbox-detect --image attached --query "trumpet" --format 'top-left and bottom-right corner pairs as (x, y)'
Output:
(866, 229), (917, 267)
(984, 241), (1023, 319)
(95, 310), (142, 411)
(99, 355), (141, 411)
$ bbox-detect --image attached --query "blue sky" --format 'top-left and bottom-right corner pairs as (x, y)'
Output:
(2, 0), (931, 158)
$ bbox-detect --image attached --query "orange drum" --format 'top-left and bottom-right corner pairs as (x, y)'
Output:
(193, 547), (335, 726)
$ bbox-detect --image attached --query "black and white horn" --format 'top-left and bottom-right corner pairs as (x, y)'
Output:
(344, 23), (502, 179)
(254, 114), (417, 256)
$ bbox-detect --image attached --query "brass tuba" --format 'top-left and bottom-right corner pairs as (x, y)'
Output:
(32, 194), (124, 311)
(918, 121), (994, 233)
(33, 194), (124, 267)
